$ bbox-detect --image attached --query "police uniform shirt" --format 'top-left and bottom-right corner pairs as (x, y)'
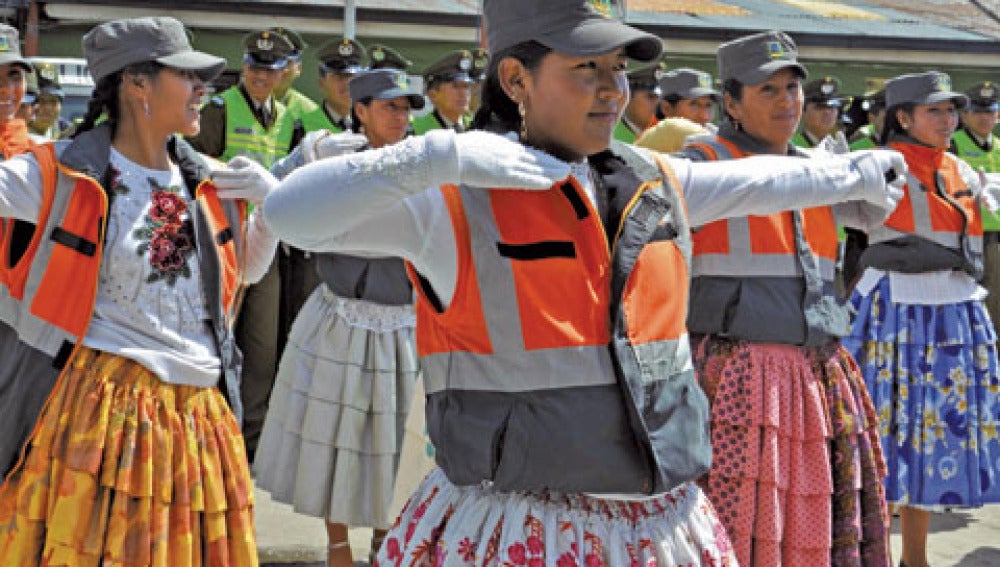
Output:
(188, 84), (278, 157)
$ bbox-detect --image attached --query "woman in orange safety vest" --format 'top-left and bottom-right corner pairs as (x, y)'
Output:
(0, 17), (278, 566)
(842, 71), (1000, 567)
(261, 1), (905, 565)
(659, 31), (892, 567)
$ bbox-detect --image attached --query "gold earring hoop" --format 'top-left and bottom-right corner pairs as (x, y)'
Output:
(518, 101), (528, 141)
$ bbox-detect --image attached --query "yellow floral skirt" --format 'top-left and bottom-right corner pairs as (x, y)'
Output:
(0, 347), (258, 567)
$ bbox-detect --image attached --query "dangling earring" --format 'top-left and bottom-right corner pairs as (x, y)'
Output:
(732, 118), (742, 131)
(143, 99), (151, 118)
(518, 101), (528, 141)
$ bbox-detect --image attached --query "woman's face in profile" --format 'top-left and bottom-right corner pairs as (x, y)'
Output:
(519, 48), (629, 162)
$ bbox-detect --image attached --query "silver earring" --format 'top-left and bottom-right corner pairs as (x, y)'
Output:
(518, 101), (528, 141)
(143, 100), (150, 118)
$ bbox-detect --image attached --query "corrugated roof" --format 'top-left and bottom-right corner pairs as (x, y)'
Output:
(624, 0), (995, 42)
(862, 0), (1000, 38)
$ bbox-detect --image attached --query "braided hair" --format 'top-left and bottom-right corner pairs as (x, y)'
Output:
(73, 61), (164, 138)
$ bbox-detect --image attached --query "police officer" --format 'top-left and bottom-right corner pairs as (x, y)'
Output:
(15, 66), (36, 124)
(297, 38), (366, 136)
(29, 61), (69, 139)
(271, 27), (319, 123)
(469, 47), (490, 115)
(188, 29), (292, 167)
(187, 29), (293, 463)
(412, 49), (475, 134)
(793, 76), (849, 148)
(368, 44), (412, 71)
(952, 81), (1000, 324)
(849, 89), (886, 150)
(658, 67), (719, 128)
(614, 60), (667, 143)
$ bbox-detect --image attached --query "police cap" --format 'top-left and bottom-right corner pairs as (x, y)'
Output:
(368, 44), (412, 71)
(268, 27), (307, 62)
(0, 24), (30, 71)
(803, 76), (848, 108)
(627, 60), (668, 96)
(349, 69), (425, 109)
(243, 29), (294, 69)
(470, 48), (490, 82)
(423, 50), (475, 87)
(317, 38), (367, 75)
(964, 81), (999, 112)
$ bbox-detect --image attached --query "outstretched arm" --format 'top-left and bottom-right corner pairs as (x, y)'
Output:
(673, 149), (905, 228)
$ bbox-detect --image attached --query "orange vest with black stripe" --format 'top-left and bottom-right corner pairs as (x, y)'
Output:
(409, 142), (710, 494)
(0, 126), (247, 477)
(863, 141), (982, 277)
(684, 136), (848, 345)
(0, 119), (37, 290)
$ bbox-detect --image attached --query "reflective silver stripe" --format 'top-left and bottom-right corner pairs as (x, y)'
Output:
(0, 166), (83, 357)
(422, 345), (616, 394)
(460, 188), (527, 354)
(693, 252), (836, 279)
(631, 334), (693, 382)
(869, 225), (961, 248)
(692, 140), (834, 283)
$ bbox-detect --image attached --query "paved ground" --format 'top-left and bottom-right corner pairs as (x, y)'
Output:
(256, 481), (1000, 567)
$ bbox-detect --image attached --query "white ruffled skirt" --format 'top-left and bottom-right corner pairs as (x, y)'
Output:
(376, 468), (738, 567)
(254, 286), (420, 528)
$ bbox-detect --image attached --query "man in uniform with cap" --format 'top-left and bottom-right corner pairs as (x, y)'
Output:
(952, 81), (1000, 325)
(793, 76), (849, 148)
(188, 28), (293, 168)
(849, 89), (886, 150)
(469, 47), (490, 115)
(297, 38), (366, 136)
(271, 27), (319, 127)
(658, 67), (719, 129)
(188, 28), (294, 464)
(29, 61), (69, 139)
(368, 44), (412, 71)
(412, 49), (475, 134)
(614, 60), (667, 143)
(15, 66), (37, 126)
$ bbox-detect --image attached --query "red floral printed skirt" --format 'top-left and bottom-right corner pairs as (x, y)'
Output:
(374, 468), (737, 567)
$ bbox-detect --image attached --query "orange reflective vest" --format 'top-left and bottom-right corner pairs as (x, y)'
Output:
(684, 136), (848, 345)
(0, 125), (247, 478)
(865, 141), (983, 277)
(0, 119), (37, 289)
(409, 142), (710, 494)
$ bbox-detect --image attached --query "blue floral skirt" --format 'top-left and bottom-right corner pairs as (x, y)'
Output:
(842, 274), (1000, 508)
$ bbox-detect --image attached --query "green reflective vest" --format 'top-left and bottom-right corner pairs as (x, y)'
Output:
(280, 89), (318, 122)
(952, 129), (1000, 231)
(613, 120), (637, 144)
(220, 86), (287, 169)
(412, 111), (471, 135)
(299, 105), (346, 134)
(849, 125), (878, 150)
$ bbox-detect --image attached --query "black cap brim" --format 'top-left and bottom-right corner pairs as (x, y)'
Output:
(242, 53), (289, 70)
(536, 17), (662, 62)
(159, 50), (226, 82)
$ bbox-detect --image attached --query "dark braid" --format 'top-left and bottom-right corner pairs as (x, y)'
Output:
(470, 41), (550, 134)
(73, 61), (165, 138)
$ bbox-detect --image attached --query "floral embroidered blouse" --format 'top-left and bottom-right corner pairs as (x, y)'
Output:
(81, 148), (221, 386)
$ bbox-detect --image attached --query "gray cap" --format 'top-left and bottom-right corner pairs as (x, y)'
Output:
(349, 69), (425, 109)
(717, 31), (807, 86)
(84, 17), (225, 84)
(627, 61), (668, 96)
(484, 0), (662, 62)
(0, 25), (30, 71)
(317, 38), (367, 75)
(659, 68), (718, 100)
(885, 71), (968, 109)
(242, 30), (294, 69)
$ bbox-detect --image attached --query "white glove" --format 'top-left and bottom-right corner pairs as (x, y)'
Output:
(301, 130), (368, 163)
(847, 149), (907, 212)
(980, 170), (1000, 213)
(454, 131), (570, 189)
(211, 156), (278, 206)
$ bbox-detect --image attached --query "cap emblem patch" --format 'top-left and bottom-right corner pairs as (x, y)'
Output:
(766, 41), (786, 59)
(934, 74), (951, 92)
(339, 41), (354, 56)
